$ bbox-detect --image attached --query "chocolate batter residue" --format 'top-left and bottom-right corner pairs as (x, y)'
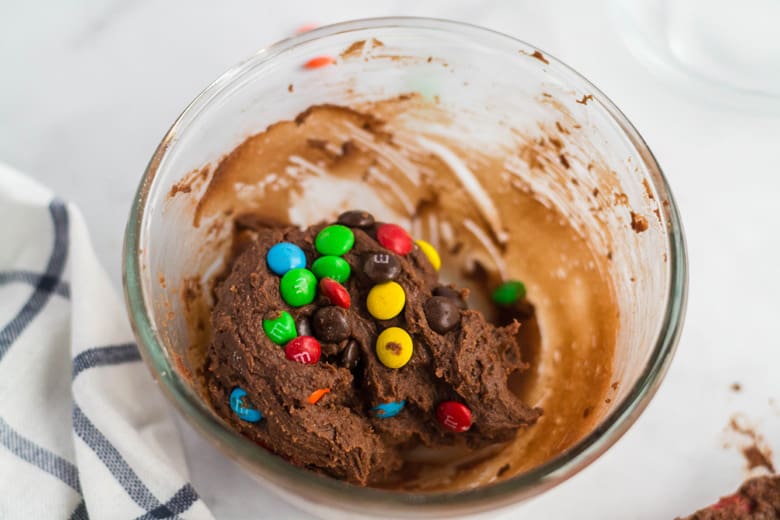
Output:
(743, 445), (776, 474)
(630, 211), (649, 233)
(726, 415), (776, 474)
(180, 94), (620, 490)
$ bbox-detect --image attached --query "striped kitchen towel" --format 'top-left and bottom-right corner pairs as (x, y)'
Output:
(0, 164), (213, 519)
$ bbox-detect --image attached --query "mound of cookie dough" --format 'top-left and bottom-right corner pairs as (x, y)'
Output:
(677, 475), (780, 519)
(204, 210), (541, 485)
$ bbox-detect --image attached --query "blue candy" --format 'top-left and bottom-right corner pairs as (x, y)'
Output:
(230, 388), (263, 423)
(266, 242), (306, 276)
(372, 400), (406, 419)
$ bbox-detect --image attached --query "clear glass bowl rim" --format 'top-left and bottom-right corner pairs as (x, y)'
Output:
(123, 16), (688, 512)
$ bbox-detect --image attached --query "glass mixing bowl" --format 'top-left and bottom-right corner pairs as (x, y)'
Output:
(124, 17), (687, 518)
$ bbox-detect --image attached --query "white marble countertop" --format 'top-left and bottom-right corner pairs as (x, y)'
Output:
(2, 1), (779, 518)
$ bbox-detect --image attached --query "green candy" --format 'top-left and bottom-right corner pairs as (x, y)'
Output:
(262, 310), (296, 345)
(492, 280), (527, 306)
(315, 225), (355, 256)
(311, 256), (351, 283)
(280, 268), (317, 307)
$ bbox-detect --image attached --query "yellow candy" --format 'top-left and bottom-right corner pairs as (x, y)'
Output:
(415, 239), (441, 271)
(366, 281), (405, 320)
(375, 327), (413, 369)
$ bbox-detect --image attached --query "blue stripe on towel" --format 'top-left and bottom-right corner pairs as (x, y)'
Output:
(0, 199), (69, 360)
(72, 343), (141, 379)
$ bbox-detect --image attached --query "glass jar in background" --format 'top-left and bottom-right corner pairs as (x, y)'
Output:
(612, 0), (780, 111)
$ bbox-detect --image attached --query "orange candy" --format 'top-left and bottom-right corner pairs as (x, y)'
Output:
(304, 56), (335, 69)
(307, 388), (331, 404)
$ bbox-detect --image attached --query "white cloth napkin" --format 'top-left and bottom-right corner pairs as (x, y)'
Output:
(0, 164), (214, 519)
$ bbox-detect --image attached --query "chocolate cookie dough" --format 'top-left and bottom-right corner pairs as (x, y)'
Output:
(204, 212), (541, 485)
(677, 475), (780, 519)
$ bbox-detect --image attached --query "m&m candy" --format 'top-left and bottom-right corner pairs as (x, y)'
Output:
(375, 327), (413, 369)
(366, 281), (405, 320)
(230, 388), (263, 422)
(423, 296), (461, 334)
(376, 223), (413, 255)
(312, 306), (350, 342)
(280, 268), (317, 307)
(491, 280), (527, 306)
(284, 336), (321, 365)
(432, 285), (468, 309)
(266, 242), (307, 276)
(341, 339), (361, 371)
(363, 252), (400, 282)
(436, 401), (472, 432)
(304, 55), (335, 69)
(372, 400), (406, 418)
(307, 388), (331, 404)
(311, 255), (351, 283)
(337, 210), (375, 228)
(263, 310), (297, 345)
(415, 240), (441, 271)
(319, 278), (351, 309)
(295, 315), (313, 337)
(315, 225), (355, 256)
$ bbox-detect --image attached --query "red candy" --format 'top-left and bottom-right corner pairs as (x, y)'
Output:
(376, 223), (413, 255)
(295, 23), (318, 34)
(436, 401), (472, 432)
(712, 494), (753, 513)
(284, 336), (321, 365)
(319, 278), (351, 309)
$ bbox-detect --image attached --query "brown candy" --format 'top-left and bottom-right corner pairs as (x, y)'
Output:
(295, 315), (313, 337)
(423, 296), (462, 334)
(363, 252), (401, 283)
(337, 210), (375, 228)
(312, 306), (350, 342)
(341, 339), (361, 371)
(432, 285), (468, 310)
